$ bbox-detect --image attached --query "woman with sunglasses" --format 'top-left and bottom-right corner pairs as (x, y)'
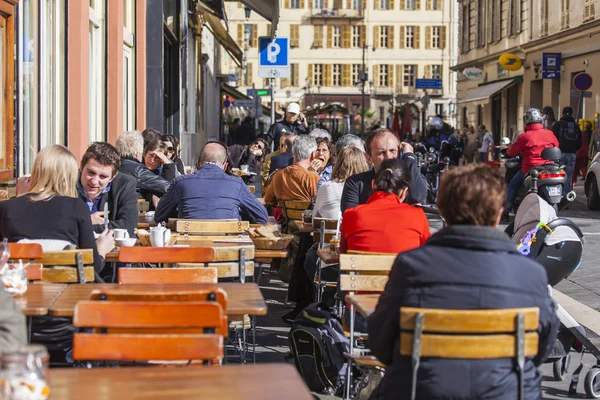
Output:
(160, 134), (185, 175)
(227, 139), (266, 184)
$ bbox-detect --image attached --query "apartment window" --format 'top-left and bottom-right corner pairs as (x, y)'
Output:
(378, 65), (389, 86)
(427, 0), (442, 10)
(405, 26), (414, 48)
(352, 0), (362, 9)
(239, 24), (257, 47)
(461, 2), (470, 52)
(332, 26), (341, 48)
(352, 64), (361, 85)
(435, 104), (444, 116)
(89, 0), (106, 143)
(561, 0), (570, 29)
(291, 63), (299, 86)
(289, 0), (301, 8)
(431, 26), (440, 48)
(314, 0), (323, 8)
(313, 26), (323, 48)
(510, 0), (521, 35)
(313, 64), (323, 86)
(403, 65), (416, 87)
(379, 106), (385, 120)
(491, 0), (502, 42)
(243, 63), (253, 86)
(584, 0), (595, 20)
(477, 0), (485, 47)
(379, 0), (390, 9)
(290, 25), (300, 48)
(352, 26), (362, 48)
(332, 64), (342, 86)
(432, 65), (442, 79)
(123, 0), (135, 132)
(541, 0), (548, 35)
(405, 0), (417, 10)
(379, 26), (389, 47)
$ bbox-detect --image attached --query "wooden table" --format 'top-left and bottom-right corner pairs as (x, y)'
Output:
(345, 294), (381, 318)
(137, 214), (157, 230)
(49, 282), (267, 317)
(49, 364), (313, 400)
(317, 248), (339, 264)
(13, 284), (67, 316)
(296, 221), (315, 233)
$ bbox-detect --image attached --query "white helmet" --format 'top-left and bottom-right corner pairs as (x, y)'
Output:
(523, 108), (543, 127)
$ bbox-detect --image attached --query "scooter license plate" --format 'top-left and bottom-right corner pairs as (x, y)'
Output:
(547, 185), (562, 197)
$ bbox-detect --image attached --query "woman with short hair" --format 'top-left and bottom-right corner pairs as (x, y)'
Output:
(160, 134), (185, 175)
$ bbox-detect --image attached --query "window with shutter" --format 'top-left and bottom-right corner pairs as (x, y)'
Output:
(388, 26), (394, 48)
(327, 26), (333, 48)
(373, 64), (380, 87)
(431, 64), (441, 79)
(405, 26), (414, 48)
(388, 64), (394, 87)
(324, 64), (333, 86)
(332, 26), (342, 47)
(584, 0), (595, 20)
(425, 26), (431, 49)
(405, 0), (415, 9)
(414, 26), (421, 48)
(333, 0), (343, 8)
(352, 26), (362, 48)
(352, 64), (361, 85)
(510, 0), (521, 35)
(342, 65), (350, 86)
(245, 63), (253, 86)
(433, 0), (442, 10)
(426, 0), (431, 9)
(541, 0), (549, 36)
(291, 25), (300, 47)
(431, 26), (441, 48)
(300, 0), (305, 8)
(342, 26), (351, 48)
(281, 78), (289, 89)
(399, 26), (406, 48)
(477, 0), (485, 47)
(285, 0), (291, 8)
(291, 64), (299, 86)
(315, 64), (324, 86)
(425, 65), (432, 78)
(267, 24), (272, 36)
(440, 26), (446, 49)
(396, 65), (402, 90)
(399, 0), (404, 9)
(360, 25), (366, 47)
(373, 26), (379, 48)
(492, 0), (501, 42)
(251, 25), (258, 47)
(390, 0), (395, 9)
(332, 64), (342, 86)
(561, 0), (569, 29)
(313, 26), (323, 48)
(308, 64), (314, 85)
(415, 0), (421, 10)
(237, 25), (243, 46)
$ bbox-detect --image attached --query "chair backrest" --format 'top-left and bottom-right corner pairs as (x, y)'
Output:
(400, 307), (540, 400)
(312, 218), (339, 246)
(339, 253), (396, 292)
(137, 199), (149, 213)
(247, 185), (256, 194)
(8, 243), (43, 261)
(39, 249), (95, 283)
(118, 247), (216, 264)
(73, 301), (225, 362)
(280, 200), (312, 221)
(169, 219), (249, 235)
(118, 267), (218, 284)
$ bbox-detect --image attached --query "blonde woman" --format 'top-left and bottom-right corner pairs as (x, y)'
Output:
(0, 145), (114, 277)
(313, 146), (370, 219)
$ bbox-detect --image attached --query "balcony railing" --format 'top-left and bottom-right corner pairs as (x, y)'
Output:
(310, 8), (364, 20)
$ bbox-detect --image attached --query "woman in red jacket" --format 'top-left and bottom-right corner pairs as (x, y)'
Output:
(340, 158), (430, 254)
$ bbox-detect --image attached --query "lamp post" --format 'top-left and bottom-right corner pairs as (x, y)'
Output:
(359, 44), (375, 137)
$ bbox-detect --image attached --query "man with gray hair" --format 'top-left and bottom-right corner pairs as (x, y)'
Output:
(155, 142), (268, 223)
(335, 134), (366, 154)
(116, 131), (171, 203)
(309, 128), (332, 141)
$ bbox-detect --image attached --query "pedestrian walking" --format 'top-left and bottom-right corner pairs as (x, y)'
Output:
(574, 120), (592, 185)
(478, 125), (494, 163)
(552, 107), (582, 192)
(265, 103), (308, 151)
(463, 125), (479, 164)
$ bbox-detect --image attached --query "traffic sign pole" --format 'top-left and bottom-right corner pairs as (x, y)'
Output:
(270, 78), (275, 130)
(573, 73), (593, 119)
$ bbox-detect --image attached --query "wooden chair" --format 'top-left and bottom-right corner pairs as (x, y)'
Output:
(312, 218), (340, 302)
(280, 200), (312, 223)
(168, 219), (249, 236)
(339, 253), (396, 399)
(118, 247), (216, 264)
(400, 307), (539, 400)
(7, 243), (44, 281)
(247, 185), (256, 194)
(73, 301), (226, 363)
(38, 249), (95, 283)
(118, 267), (218, 284)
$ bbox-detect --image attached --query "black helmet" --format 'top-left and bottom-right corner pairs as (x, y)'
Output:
(428, 117), (444, 130)
(523, 108), (543, 126)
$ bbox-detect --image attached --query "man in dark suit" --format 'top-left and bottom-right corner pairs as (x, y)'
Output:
(268, 137), (296, 175)
(78, 142), (139, 236)
(340, 128), (427, 212)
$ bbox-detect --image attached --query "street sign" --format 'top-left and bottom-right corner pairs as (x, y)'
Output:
(420, 95), (431, 107)
(224, 99), (231, 108)
(498, 53), (522, 71)
(543, 71), (560, 79)
(232, 100), (255, 108)
(571, 89), (593, 98)
(542, 53), (561, 71)
(258, 37), (290, 78)
(574, 72), (593, 91)
(415, 79), (443, 90)
(247, 88), (272, 97)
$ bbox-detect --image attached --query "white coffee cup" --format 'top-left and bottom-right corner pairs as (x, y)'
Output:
(113, 229), (129, 239)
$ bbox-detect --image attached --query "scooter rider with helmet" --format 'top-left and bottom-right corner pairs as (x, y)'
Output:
(503, 108), (559, 220)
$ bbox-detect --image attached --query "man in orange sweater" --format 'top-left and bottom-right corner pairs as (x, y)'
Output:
(264, 135), (320, 207)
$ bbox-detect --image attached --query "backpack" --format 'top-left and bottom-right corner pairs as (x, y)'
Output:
(288, 302), (350, 395)
(559, 121), (580, 141)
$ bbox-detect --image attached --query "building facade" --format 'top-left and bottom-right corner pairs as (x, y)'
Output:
(222, 0), (457, 134)
(455, 0), (600, 143)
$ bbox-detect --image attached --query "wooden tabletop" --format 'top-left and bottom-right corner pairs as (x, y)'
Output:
(13, 284), (67, 316)
(49, 282), (267, 317)
(345, 294), (381, 318)
(49, 364), (313, 400)
(296, 221), (315, 233)
(317, 248), (339, 264)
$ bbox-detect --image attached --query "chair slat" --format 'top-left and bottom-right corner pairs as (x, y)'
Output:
(339, 275), (388, 292)
(42, 266), (95, 283)
(73, 334), (223, 361)
(339, 254), (396, 271)
(118, 267), (218, 285)
(400, 308), (540, 333)
(39, 249), (94, 265)
(281, 200), (312, 210)
(170, 219), (249, 235)
(89, 288), (228, 311)
(399, 332), (539, 359)
(176, 262), (254, 279)
(8, 243), (43, 260)
(312, 218), (339, 230)
(118, 247), (215, 263)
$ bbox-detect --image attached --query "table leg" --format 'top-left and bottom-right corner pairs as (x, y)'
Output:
(252, 315), (256, 364)
(111, 262), (117, 283)
(27, 316), (32, 343)
(242, 323), (247, 364)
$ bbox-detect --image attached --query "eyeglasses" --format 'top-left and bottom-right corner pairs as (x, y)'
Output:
(167, 147), (175, 152)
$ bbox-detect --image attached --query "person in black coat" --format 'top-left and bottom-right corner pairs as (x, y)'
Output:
(227, 139), (266, 184)
(115, 131), (172, 207)
(78, 142), (138, 236)
(368, 164), (558, 400)
(161, 134), (185, 175)
(265, 103), (309, 151)
(269, 138), (294, 174)
(340, 128), (427, 213)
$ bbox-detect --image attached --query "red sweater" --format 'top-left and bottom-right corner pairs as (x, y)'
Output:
(507, 123), (559, 173)
(340, 191), (430, 254)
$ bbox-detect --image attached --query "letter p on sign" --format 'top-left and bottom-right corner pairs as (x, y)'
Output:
(267, 42), (281, 63)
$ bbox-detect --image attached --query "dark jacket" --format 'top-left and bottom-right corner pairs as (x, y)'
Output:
(269, 152), (294, 174)
(154, 163), (268, 224)
(552, 116), (583, 154)
(119, 157), (173, 199)
(172, 156), (185, 175)
(79, 173), (139, 236)
(228, 145), (261, 184)
(266, 119), (308, 150)
(368, 225), (558, 400)
(340, 153), (427, 213)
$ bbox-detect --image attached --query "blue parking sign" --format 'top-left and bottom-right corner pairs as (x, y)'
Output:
(258, 37), (290, 78)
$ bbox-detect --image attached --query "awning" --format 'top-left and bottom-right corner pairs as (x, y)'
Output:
(202, 12), (243, 68)
(221, 83), (283, 118)
(198, 0), (225, 20)
(238, 0), (279, 38)
(457, 79), (516, 104)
